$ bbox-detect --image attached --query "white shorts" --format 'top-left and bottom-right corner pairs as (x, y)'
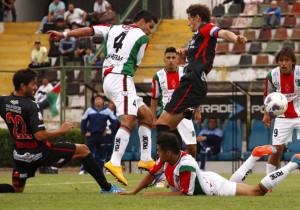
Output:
(272, 117), (300, 145)
(200, 171), (236, 196)
(103, 73), (144, 116)
(177, 119), (196, 145)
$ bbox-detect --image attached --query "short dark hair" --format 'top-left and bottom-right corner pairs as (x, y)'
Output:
(133, 10), (158, 24)
(186, 4), (211, 23)
(275, 47), (297, 64)
(157, 132), (181, 154)
(165, 47), (177, 54)
(13, 69), (37, 91)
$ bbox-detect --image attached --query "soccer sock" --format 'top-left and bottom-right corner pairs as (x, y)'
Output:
(139, 122), (153, 161)
(266, 163), (277, 175)
(110, 125), (131, 166)
(229, 155), (258, 182)
(0, 184), (15, 193)
(82, 153), (111, 191)
(259, 162), (298, 193)
(156, 124), (170, 134)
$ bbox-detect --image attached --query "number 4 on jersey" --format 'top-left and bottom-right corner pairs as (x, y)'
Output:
(113, 31), (128, 53)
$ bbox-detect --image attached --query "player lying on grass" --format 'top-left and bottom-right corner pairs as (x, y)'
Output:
(0, 68), (124, 194)
(119, 132), (300, 196)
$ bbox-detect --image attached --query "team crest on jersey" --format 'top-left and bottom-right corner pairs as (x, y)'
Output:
(10, 100), (19, 105)
(122, 25), (131, 30)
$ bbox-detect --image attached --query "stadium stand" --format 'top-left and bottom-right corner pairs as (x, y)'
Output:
(257, 28), (272, 41)
(283, 129), (300, 161)
(248, 42), (262, 54)
(273, 28), (288, 41)
(216, 42), (230, 54)
(243, 119), (270, 160)
(255, 54), (269, 66)
(218, 119), (243, 161)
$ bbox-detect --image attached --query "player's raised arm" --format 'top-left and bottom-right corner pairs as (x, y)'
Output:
(218, 30), (248, 44)
(34, 122), (73, 140)
(47, 27), (94, 41)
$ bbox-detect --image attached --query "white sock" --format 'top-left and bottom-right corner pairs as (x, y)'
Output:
(110, 126), (131, 166)
(266, 163), (277, 175)
(139, 122), (152, 161)
(230, 155), (258, 182)
(260, 162), (298, 193)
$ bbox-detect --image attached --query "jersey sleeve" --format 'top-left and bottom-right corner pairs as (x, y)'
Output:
(92, 24), (111, 38)
(136, 35), (149, 66)
(151, 73), (161, 99)
(149, 158), (164, 176)
(29, 102), (45, 133)
(178, 164), (197, 195)
(264, 70), (275, 96)
(199, 23), (220, 38)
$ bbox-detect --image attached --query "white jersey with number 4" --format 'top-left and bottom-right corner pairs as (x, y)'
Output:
(92, 24), (149, 77)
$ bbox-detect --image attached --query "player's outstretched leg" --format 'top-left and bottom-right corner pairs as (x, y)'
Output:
(230, 145), (276, 182)
(104, 125), (132, 186)
(259, 154), (300, 193)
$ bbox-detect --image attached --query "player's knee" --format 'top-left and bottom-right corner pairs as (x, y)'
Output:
(76, 144), (90, 156)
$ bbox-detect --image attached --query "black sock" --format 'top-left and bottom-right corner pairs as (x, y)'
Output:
(0, 184), (15, 193)
(156, 124), (170, 134)
(82, 154), (111, 191)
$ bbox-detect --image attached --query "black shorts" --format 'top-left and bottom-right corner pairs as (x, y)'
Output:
(12, 142), (76, 188)
(165, 71), (207, 114)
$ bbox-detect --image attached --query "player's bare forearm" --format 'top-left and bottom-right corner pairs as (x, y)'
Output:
(218, 30), (247, 44)
(34, 122), (73, 140)
(143, 191), (186, 196)
(119, 173), (156, 195)
(47, 27), (93, 41)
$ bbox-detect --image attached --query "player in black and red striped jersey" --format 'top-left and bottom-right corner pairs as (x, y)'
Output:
(0, 69), (124, 193)
(156, 4), (248, 138)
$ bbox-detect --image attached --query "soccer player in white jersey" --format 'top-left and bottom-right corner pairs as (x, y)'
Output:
(119, 132), (300, 196)
(47, 10), (158, 186)
(151, 47), (200, 158)
(263, 47), (300, 177)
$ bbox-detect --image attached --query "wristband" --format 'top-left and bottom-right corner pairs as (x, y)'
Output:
(63, 31), (68, 38)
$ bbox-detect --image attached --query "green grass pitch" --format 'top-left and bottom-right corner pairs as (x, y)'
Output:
(0, 171), (299, 210)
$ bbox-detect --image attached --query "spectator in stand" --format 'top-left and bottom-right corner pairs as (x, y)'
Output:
(58, 29), (76, 60)
(83, 47), (95, 66)
(95, 51), (105, 67)
(223, 0), (245, 13)
(1, 0), (16, 22)
(64, 3), (87, 28)
(99, 3), (118, 25)
(262, 0), (281, 29)
(34, 77), (53, 112)
(36, 0), (65, 34)
(74, 36), (94, 62)
(196, 117), (223, 170)
(90, 0), (109, 25)
(79, 95), (118, 175)
(55, 17), (68, 32)
(29, 40), (51, 69)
